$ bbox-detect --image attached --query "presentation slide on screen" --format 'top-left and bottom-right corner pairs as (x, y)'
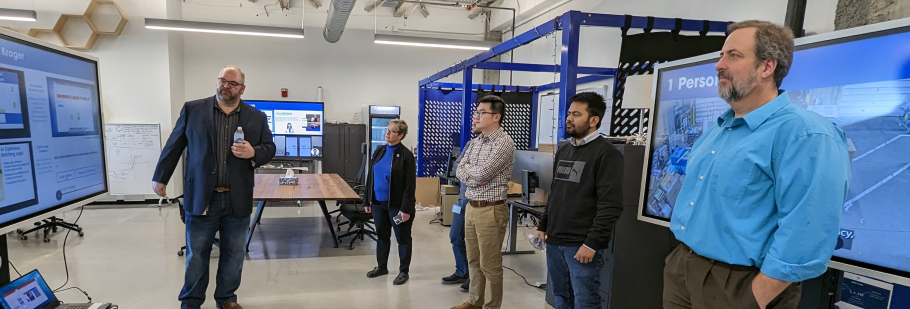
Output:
(285, 136), (298, 157)
(246, 101), (324, 136)
(644, 29), (910, 275)
(0, 34), (106, 228)
(1, 279), (49, 309)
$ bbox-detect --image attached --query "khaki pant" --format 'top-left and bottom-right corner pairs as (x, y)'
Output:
(465, 203), (509, 309)
(663, 244), (802, 309)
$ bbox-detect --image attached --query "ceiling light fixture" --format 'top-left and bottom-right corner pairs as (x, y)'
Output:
(374, 34), (493, 51)
(0, 8), (38, 22)
(144, 18), (304, 39)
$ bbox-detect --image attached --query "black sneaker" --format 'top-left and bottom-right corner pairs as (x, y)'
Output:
(442, 273), (469, 285)
(459, 278), (470, 293)
(367, 267), (389, 278)
(393, 272), (409, 285)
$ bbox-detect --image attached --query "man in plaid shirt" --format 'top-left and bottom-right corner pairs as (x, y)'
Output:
(451, 95), (515, 309)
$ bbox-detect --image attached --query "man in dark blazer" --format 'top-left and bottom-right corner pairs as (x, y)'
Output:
(152, 66), (275, 309)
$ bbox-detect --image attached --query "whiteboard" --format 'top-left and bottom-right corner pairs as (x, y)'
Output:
(536, 85), (613, 146)
(104, 124), (162, 195)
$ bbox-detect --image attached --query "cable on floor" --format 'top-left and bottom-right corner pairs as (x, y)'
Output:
(52, 206), (92, 302)
(503, 265), (546, 291)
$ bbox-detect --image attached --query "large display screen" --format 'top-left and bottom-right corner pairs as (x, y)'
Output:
(0, 31), (106, 231)
(246, 100), (323, 158)
(640, 23), (910, 278)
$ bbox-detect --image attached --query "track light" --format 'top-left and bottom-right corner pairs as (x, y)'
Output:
(145, 18), (304, 39)
(374, 34), (493, 51)
(0, 8), (38, 22)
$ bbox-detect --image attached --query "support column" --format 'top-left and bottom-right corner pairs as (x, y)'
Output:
(557, 11), (581, 139)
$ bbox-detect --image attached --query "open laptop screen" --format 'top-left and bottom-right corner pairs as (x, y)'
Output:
(0, 270), (56, 309)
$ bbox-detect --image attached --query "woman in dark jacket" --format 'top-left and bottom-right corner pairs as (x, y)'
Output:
(363, 119), (417, 285)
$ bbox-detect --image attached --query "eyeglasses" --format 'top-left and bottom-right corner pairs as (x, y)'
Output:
(217, 78), (244, 88)
(385, 128), (401, 134)
(473, 111), (498, 119)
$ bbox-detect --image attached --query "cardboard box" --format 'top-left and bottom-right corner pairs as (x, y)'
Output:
(440, 184), (459, 195)
(507, 181), (522, 195)
(416, 177), (441, 208)
(538, 143), (556, 153)
(441, 194), (459, 226)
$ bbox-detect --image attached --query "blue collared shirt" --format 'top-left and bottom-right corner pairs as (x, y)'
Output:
(670, 91), (851, 282)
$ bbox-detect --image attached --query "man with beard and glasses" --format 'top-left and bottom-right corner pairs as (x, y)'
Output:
(662, 21), (851, 309)
(532, 92), (623, 309)
(153, 66), (276, 309)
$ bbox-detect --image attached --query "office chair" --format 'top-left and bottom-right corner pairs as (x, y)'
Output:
(175, 195), (219, 257)
(336, 203), (377, 250)
(333, 143), (368, 223)
(16, 216), (84, 243)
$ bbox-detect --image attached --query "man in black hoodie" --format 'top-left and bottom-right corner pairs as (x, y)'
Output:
(534, 92), (623, 309)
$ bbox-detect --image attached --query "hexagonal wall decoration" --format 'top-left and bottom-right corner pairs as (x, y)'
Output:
(26, 0), (128, 51)
(56, 14), (100, 51)
(85, 0), (128, 35)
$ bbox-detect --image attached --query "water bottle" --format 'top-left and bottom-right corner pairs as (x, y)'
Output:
(233, 127), (244, 143)
(529, 234), (545, 251)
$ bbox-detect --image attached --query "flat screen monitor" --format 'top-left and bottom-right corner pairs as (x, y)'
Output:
(639, 19), (910, 283)
(246, 100), (323, 158)
(0, 30), (107, 234)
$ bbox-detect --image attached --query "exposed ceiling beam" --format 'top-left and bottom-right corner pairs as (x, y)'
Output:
(468, 0), (500, 20)
(363, 0), (384, 12)
(306, 0), (323, 9)
(394, 2), (416, 17)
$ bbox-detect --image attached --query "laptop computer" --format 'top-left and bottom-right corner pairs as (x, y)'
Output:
(0, 270), (111, 309)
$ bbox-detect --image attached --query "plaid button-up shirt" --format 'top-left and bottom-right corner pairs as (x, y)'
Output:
(456, 127), (515, 202)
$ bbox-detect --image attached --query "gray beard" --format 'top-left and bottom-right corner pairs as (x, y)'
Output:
(718, 67), (758, 104)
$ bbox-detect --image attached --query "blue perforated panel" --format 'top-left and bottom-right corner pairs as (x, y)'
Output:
(419, 94), (464, 177)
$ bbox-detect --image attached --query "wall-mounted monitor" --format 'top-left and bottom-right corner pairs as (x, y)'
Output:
(639, 18), (910, 285)
(246, 100), (323, 158)
(0, 30), (108, 234)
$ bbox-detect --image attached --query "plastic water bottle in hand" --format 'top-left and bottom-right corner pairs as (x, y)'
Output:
(233, 127), (244, 143)
(529, 234), (545, 251)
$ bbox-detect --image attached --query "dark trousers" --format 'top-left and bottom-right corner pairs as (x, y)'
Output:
(449, 198), (469, 277)
(546, 244), (608, 309)
(663, 244), (802, 309)
(180, 192), (250, 309)
(372, 201), (413, 273)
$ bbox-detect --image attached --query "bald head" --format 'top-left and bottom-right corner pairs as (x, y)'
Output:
(220, 65), (245, 84)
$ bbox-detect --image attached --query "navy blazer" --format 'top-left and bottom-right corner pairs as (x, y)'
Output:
(153, 96), (276, 217)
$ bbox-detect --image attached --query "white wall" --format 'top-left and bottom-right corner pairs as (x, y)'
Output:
(181, 27), (482, 149)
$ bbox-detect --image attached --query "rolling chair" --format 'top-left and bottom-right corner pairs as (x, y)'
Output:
(331, 143), (369, 223)
(175, 195), (219, 256)
(16, 216), (84, 243)
(335, 186), (377, 250)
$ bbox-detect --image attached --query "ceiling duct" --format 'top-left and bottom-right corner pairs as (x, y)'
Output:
(323, 0), (357, 43)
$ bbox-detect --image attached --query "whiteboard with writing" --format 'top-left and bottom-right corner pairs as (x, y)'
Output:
(104, 124), (161, 195)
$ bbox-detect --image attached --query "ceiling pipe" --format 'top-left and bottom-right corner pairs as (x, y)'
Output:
(323, 0), (358, 42)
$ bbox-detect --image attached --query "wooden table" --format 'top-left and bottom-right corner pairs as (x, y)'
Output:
(245, 173), (360, 251)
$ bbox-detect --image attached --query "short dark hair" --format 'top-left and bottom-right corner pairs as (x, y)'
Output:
(568, 92), (607, 129)
(727, 20), (795, 88)
(477, 95), (506, 125)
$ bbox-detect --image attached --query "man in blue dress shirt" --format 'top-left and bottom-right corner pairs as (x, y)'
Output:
(662, 21), (851, 309)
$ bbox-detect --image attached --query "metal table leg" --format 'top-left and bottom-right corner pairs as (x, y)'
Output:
(318, 200), (340, 248)
(245, 200), (266, 252)
(503, 202), (534, 255)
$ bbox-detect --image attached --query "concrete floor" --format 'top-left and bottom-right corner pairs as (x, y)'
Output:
(6, 202), (551, 309)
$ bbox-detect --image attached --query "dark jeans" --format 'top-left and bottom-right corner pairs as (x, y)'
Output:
(663, 243), (802, 309)
(449, 198), (469, 277)
(546, 244), (608, 309)
(373, 201), (413, 273)
(180, 192), (250, 309)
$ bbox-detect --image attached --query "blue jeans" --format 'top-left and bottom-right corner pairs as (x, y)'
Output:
(546, 244), (608, 309)
(449, 198), (469, 277)
(180, 192), (250, 309)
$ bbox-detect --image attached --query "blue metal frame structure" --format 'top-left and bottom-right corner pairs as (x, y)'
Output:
(417, 10), (731, 172)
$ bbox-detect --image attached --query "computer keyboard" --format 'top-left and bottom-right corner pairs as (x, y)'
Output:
(62, 304), (92, 309)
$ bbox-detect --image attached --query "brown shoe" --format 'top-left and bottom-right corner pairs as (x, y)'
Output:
(450, 302), (482, 309)
(218, 302), (243, 309)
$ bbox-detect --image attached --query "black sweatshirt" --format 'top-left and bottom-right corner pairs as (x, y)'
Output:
(538, 136), (624, 250)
